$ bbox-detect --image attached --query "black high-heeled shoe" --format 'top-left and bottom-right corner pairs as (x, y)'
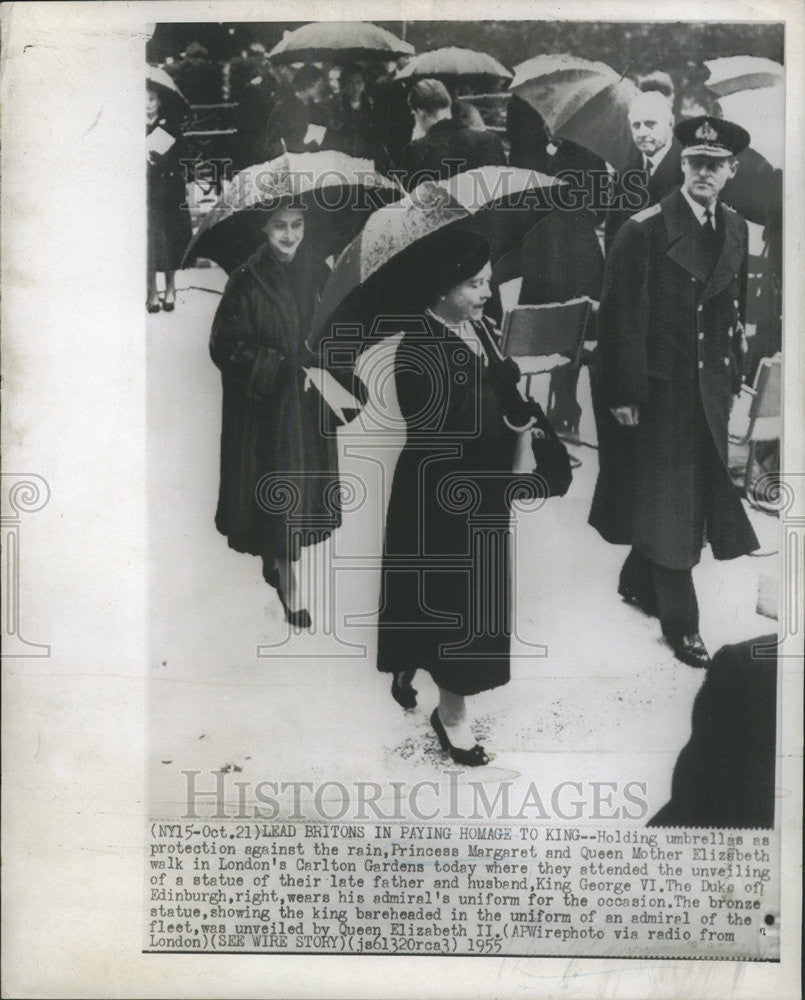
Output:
(275, 578), (311, 629)
(391, 672), (417, 710)
(430, 708), (489, 767)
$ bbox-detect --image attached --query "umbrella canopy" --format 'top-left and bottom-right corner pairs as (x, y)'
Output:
(310, 165), (564, 343)
(184, 151), (403, 272)
(395, 47), (512, 82)
(718, 87), (784, 169)
(268, 21), (414, 65)
(146, 65), (190, 119)
(704, 56), (784, 97)
(510, 54), (639, 172)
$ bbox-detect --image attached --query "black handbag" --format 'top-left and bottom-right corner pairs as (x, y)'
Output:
(474, 318), (573, 499)
(525, 398), (573, 498)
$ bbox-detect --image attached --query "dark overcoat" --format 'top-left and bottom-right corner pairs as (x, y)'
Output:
(589, 188), (759, 569)
(604, 139), (683, 251)
(377, 315), (520, 696)
(147, 118), (192, 272)
(401, 118), (507, 189)
(210, 242), (341, 566)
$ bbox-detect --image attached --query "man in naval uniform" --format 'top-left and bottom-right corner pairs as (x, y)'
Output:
(589, 116), (760, 668)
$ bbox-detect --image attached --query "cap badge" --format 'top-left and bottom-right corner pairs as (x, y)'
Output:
(695, 120), (719, 143)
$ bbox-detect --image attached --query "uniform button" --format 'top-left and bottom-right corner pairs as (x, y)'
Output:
(733, 299), (739, 308)
(698, 361), (704, 369)
(724, 357), (730, 366)
(697, 304), (703, 312)
(699, 332), (705, 340)
(728, 327), (733, 338)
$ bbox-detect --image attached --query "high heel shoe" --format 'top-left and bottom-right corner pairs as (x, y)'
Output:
(275, 578), (311, 629)
(430, 708), (489, 767)
(391, 673), (417, 710)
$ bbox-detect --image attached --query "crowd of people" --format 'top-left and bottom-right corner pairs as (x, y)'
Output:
(146, 34), (783, 770)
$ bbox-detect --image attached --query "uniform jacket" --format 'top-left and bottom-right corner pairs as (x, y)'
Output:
(589, 187), (758, 567)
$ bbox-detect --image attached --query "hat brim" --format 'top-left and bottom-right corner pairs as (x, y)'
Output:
(681, 144), (735, 158)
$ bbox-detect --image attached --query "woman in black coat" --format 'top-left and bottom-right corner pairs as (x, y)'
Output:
(146, 85), (192, 312)
(377, 231), (537, 765)
(210, 204), (361, 626)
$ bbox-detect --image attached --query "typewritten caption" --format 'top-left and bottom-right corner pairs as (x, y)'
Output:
(145, 822), (779, 959)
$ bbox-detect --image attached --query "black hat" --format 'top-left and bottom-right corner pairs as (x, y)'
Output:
(418, 228), (491, 304)
(674, 115), (750, 157)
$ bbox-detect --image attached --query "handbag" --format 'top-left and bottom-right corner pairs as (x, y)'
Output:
(525, 398), (573, 498)
(474, 317), (573, 499)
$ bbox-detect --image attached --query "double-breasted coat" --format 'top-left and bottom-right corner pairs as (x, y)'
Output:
(589, 188), (759, 569)
(210, 242), (342, 570)
(377, 315), (522, 696)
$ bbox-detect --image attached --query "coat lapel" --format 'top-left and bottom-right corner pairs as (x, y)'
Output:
(701, 205), (746, 302)
(663, 188), (713, 285)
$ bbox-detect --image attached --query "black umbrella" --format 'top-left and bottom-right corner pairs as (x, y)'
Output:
(183, 151), (402, 271)
(268, 21), (414, 65)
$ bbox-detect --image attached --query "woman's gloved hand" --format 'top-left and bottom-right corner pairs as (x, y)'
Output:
(487, 357), (535, 428)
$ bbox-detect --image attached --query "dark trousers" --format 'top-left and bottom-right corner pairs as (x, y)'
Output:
(618, 548), (699, 637)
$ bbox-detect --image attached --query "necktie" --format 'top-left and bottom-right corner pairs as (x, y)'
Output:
(702, 207), (720, 256)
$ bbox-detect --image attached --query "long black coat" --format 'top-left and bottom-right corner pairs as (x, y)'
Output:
(589, 189), (759, 569)
(147, 118), (192, 272)
(210, 243), (340, 566)
(377, 315), (520, 696)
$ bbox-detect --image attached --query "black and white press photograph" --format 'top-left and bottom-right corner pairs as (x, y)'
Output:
(1, 2), (802, 996)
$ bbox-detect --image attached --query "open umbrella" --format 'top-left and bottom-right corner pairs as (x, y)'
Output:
(268, 21), (414, 65)
(704, 56), (784, 97)
(310, 165), (564, 343)
(183, 151), (402, 271)
(510, 54), (639, 172)
(146, 65), (190, 120)
(718, 88), (784, 170)
(395, 47), (512, 83)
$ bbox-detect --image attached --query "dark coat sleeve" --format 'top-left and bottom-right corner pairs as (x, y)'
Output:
(209, 270), (289, 406)
(597, 219), (650, 407)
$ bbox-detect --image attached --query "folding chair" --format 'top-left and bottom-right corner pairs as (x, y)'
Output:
(729, 353), (782, 502)
(500, 297), (595, 401)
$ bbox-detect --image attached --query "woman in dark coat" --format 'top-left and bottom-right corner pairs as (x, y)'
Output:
(210, 204), (353, 626)
(147, 85), (192, 312)
(377, 230), (538, 765)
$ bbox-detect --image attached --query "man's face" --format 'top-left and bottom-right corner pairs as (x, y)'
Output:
(628, 94), (674, 157)
(682, 154), (737, 205)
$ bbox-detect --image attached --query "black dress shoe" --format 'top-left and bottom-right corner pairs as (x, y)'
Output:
(666, 632), (711, 668)
(162, 300), (175, 313)
(430, 708), (489, 767)
(391, 672), (417, 710)
(146, 301), (160, 313)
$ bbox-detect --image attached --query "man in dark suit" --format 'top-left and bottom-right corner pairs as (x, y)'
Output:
(266, 65), (331, 160)
(400, 79), (506, 190)
(589, 116), (760, 668)
(605, 89), (683, 251)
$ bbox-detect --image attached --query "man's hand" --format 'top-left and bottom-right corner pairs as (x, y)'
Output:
(610, 405), (640, 426)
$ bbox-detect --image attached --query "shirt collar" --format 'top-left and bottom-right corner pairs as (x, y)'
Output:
(644, 143), (671, 172)
(680, 185), (716, 227)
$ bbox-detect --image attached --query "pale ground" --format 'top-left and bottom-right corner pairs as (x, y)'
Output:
(148, 267), (779, 822)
